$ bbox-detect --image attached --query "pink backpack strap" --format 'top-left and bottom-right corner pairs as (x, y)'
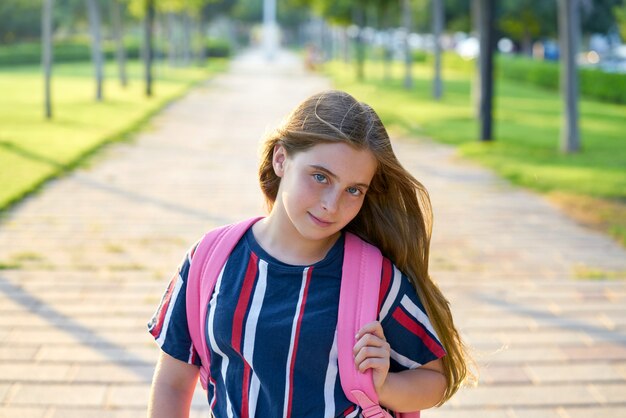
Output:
(186, 217), (262, 390)
(338, 233), (420, 418)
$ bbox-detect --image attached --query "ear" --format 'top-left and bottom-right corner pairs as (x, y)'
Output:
(272, 144), (287, 177)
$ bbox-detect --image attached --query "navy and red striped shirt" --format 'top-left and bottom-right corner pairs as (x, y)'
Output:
(148, 229), (445, 417)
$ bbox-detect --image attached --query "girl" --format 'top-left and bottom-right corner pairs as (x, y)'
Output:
(147, 90), (472, 417)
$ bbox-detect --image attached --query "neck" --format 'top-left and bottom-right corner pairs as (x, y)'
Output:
(252, 212), (339, 266)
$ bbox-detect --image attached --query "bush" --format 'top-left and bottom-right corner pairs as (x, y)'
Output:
(205, 38), (231, 58)
(579, 67), (626, 104)
(0, 39), (144, 66)
(0, 37), (232, 67)
(496, 55), (626, 104)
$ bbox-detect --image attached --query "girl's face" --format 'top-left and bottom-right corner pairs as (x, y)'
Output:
(273, 141), (378, 243)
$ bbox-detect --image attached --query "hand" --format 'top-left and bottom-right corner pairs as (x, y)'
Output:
(353, 321), (391, 394)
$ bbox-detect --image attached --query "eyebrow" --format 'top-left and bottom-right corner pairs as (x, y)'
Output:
(309, 164), (370, 189)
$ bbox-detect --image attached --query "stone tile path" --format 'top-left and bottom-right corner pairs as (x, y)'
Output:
(1, 49), (625, 418)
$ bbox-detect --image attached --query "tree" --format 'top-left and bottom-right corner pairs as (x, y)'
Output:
(1, 0), (41, 42)
(498, 0), (555, 55)
(477, 0), (495, 141)
(86, 0), (104, 101)
(42, 0), (55, 119)
(144, 0), (155, 96)
(432, 0), (444, 99)
(558, 0), (581, 153)
(110, 0), (128, 87)
(581, 0), (622, 35)
(402, 0), (413, 89)
(615, 2), (626, 41)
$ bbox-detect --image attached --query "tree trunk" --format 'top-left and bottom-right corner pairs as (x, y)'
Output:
(522, 28), (532, 56)
(402, 0), (412, 89)
(478, 0), (495, 141)
(144, 0), (155, 97)
(42, 0), (54, 119)
(86, 0), (104, 101)
(353, 6), (365, 81)
(182, 13), (192, 66)
(197, 17), (207, 66)
(167, 13), (177, 67)
(111, 0), (127, 87)
(557, 0), (581, 153)
(471, 0), (481, 116)
(432, 0), (444, 99)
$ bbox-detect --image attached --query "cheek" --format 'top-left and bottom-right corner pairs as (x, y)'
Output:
(340, 198), (366, 220)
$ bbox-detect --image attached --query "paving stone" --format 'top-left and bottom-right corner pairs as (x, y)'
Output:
(561, 344), (626, 361)
(0, 384), (11, 403)
(0, 406), (50, 418)
(424, 408), (514, 417)
(70, 364), (154, 384)
(10, 384), (107, 407)
(509, 407), (565, 417)
(478, 365), (532, 384)
(563, 406), (626, 418)
(449, 383), (599, 407)
(0, 362), (72, 383)
(0, 346), (38, 361)
(526, 363), (624, 383)
(50, 408), (145, 418)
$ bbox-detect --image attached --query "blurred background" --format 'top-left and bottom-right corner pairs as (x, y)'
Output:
(1, 0), (625, 246)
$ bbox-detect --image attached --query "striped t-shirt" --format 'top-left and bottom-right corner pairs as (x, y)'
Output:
(148, 228), (445, 417)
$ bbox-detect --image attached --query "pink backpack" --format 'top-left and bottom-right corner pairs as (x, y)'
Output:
(186, 217), (420, 418)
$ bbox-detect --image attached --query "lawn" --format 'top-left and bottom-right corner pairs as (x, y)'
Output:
(324, 57), (626, 246)
(0, 58), (228, 211)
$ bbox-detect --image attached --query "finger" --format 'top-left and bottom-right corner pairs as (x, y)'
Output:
(353, 333), (387, 356)
(355, 354), (390, 373)
(356, 321), (385, 341)
(354, 345), (390, 366)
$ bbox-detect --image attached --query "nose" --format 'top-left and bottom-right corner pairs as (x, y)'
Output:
(321, 188), (341, 214)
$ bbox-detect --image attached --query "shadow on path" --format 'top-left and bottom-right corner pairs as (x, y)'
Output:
(0, 274), (154, 383)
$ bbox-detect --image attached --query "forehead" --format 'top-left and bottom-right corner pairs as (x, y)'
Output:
(291, 142), (378, 183)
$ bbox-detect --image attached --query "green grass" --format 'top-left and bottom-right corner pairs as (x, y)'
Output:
(323, 58), (626, 246)
(0, 58), (228, 211)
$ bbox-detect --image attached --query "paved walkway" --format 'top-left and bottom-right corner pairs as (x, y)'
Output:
(1, 49), (625, 418)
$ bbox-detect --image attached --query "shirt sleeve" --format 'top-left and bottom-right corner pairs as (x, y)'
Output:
(147, 244), (202, 366)
(377, 258), (446, 372)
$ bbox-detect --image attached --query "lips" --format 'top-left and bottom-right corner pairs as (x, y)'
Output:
(308, 212), (333, 227)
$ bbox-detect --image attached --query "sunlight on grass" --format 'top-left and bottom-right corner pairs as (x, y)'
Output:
(0, 58), (228, 209)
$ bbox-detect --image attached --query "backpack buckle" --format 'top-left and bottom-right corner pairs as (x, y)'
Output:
(361, 405), (392, 418)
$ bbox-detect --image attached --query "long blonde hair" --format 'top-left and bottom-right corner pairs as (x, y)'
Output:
(258, 90), (473, 404)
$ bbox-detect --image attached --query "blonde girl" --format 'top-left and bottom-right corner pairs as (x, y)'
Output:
(148, 90), (472, 417)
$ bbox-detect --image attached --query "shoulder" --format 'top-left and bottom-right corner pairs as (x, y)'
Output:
(377, 258), (427, 323)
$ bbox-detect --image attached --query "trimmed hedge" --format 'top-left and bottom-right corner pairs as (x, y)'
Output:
(497, 55), (626, 104)
(0, 38), (231, 67)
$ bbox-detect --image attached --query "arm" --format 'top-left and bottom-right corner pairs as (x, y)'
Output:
(354, 321), (447, 412)
(148, 351), (200, 418)
(377, 359), (446, 411)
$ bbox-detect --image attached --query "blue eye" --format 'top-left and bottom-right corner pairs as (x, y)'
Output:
(313, 173), (327, 183)
(347, 187), (362, 196)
